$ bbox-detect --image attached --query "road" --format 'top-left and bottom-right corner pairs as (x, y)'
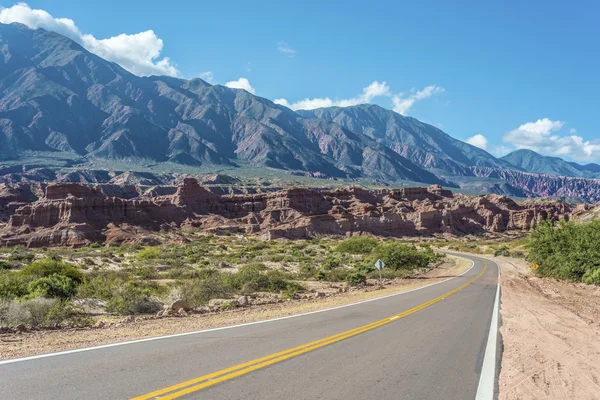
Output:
(0, 253), (500, 400)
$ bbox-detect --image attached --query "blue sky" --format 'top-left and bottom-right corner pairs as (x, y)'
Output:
(2, 1), (599, 162)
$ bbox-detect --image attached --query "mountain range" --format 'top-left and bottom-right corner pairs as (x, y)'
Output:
(1, 22), (600, 201)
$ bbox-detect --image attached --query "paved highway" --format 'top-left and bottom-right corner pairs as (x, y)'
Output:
(0, 253), (500, 399)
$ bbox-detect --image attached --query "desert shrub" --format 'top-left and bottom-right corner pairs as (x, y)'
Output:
(0, 297), (57, 326)
(26, 274), (77, 300)
(135, 247), (161, 261)
(314, 268), (350, 282)
(298, 264), (317, 279)
(509, 250), (525, 259)
(336, 237), (379, 254)
(314, 270), (326, 281)
(0, 271), (30, 299)
(0, 260), (15, 270)
(132, 266), (158, 280)
(19, 259), (84, 284)
(105, 281), (157, 315)
(0, 298), (91, 327)
(582, 268), (600, 285)
(268, 254), (285, 262)
(178, 274), (232, 306)
(373, 242), (432, 270)
(8, 250), (35, 263)
(345, 271), (367, 286)
(528, 219), (600, 283)
(321, 256), (341, 270)
(494, 246), (510, 257)
(41, 300), (92, 327)
(77, 270), (164, 314)
(76, 271), (129, 300)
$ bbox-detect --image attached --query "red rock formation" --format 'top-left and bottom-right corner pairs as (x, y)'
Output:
(0, 179), (573, 247)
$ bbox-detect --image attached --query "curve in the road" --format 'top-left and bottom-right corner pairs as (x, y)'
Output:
(0, 254), (500, 400)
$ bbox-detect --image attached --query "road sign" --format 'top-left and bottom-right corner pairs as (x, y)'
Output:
(375, 259), (385, 271)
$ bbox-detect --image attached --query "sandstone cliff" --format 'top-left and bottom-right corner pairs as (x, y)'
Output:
(0, 179), (572, 247)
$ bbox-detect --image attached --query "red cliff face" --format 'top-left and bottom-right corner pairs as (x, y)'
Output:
(0, 180), (572, 247)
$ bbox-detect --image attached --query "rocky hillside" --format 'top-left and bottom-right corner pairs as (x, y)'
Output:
(299, 105), (515, 175)
(2, 22), (600, 201)
(0, 22), (445, 185)
(501, 149), (600, 178)
(0, 179), (572, 247)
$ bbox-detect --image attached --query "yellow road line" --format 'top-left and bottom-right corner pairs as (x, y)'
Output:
(132, 261), (488, 400)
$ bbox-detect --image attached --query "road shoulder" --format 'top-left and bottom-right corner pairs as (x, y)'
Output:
(465, 254), (600, 400)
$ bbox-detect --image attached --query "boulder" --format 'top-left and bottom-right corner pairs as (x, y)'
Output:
(167, 299), (191, 312)
(237, 295), (249, 306)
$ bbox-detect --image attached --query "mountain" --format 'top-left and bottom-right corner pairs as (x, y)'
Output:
(3, 22), (600, 201)
(0, 22), (445, 185)
(502, 149), (600, 178)
(298, 105), (517, 176)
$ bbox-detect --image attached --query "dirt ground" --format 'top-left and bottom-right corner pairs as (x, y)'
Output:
(494, 256), (600, 400)
(0, 256), (471, 360)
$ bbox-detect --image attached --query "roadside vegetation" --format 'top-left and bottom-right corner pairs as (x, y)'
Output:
(0, 235), (445, 328)
(528, 219), (600, 284)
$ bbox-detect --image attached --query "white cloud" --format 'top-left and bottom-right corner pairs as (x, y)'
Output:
(392, 85), (444, 115)
(491, 145), (512, 157)
(277, 41), (296, 57)
(465, 134), (488, 150)
(224, 77), (256, 94)
(503, 118), (600, 161)
(199, 71), (215, 83)
(0, 3), (178, 77)
(275, 81), (398, 110)
(570, 128), (577, 134)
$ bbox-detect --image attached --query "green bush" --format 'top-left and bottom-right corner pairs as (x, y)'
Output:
(105, 281), (158, 315)
(26, 274), (77, 300)
(0, 271), (30, 299)
(494, 246), (510, 257)
(20, 259), (84, 283)
(345, 271), (367, 286)
(0, 260), (15, 270)
(8, 250), (35, 263)
(179, 273), (232, 306)
(528, 219), (600, 283)
(135, 247), (161, 261)
(373, 242), (432, 270)
(336, 237), (379, 254)
(77, 270), (164, 315)
(582, 268), (600, 285)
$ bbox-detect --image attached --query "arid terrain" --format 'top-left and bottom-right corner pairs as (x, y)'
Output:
(0, 178), (576, 247)
(494, 256), (600, 400)
(0, 255), (470, 359)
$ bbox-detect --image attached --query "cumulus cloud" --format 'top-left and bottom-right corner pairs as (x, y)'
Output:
(491, 145), (513, 157)
(466, 134), (488, 150)
(199, 71), (215, 83)
(503, 118), (600, 161)
(0, 3), (178, 77)
(224, 77), (256, 94)
(275, 81), (407, 110)
(392, 85), (445, 115)
(277, 41), (296, 57)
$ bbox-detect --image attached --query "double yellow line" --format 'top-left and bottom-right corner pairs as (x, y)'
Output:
(132, 262), (487, 400)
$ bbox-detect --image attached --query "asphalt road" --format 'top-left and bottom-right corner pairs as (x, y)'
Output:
(0, 254), (499, 400)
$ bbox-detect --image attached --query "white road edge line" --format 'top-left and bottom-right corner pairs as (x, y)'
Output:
(0, 257), (475, 366)
(475, 259), (501, 400)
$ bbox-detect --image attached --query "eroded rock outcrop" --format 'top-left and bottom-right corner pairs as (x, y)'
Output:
(0, 180), (572, 247)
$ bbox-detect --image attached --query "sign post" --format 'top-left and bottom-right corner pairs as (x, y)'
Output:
(374, 259), (385, 288)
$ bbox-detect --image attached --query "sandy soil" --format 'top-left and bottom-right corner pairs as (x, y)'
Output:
(0, 256), (471, 360)
(494, 256), (600, 400)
